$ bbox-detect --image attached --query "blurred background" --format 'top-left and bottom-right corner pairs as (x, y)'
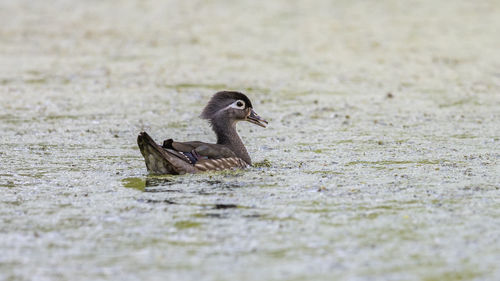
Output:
(1, 0), (499, 280)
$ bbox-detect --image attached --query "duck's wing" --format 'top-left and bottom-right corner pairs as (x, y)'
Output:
(163, 139), (248, 171)
(137, 132), (196, 175)
(163, 139), (237, 159)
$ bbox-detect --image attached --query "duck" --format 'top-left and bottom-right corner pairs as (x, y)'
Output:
(137, 91), (268, 174)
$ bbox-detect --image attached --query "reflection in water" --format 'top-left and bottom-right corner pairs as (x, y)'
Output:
(121, 177), (145, 191)
(122, 176), (246, 193)
(122, 176), (177, 192)
(145, 176), (176, 187)
(122, 177), (242, 209)
(136, 198), (176, 204)
(214, 204), (238, 209)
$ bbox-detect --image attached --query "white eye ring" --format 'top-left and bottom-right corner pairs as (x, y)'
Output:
(230, 100), (245, 109)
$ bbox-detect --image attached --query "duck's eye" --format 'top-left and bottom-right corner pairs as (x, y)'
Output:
(229, 100), (245, 110)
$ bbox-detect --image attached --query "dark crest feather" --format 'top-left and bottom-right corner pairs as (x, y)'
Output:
(200, 91), (253, 119)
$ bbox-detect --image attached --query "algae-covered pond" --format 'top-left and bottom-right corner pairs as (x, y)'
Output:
(1, 0), (500, 280)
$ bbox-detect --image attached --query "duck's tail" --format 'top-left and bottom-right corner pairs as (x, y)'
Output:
(137, 132), (196, 175)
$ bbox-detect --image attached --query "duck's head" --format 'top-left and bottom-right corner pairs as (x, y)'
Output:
(201, 91), (268, 128)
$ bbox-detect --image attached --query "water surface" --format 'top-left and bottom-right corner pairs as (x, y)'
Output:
(1, 0), (500, 280)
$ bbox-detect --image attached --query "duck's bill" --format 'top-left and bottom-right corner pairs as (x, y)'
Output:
(247, 109), (268, 128)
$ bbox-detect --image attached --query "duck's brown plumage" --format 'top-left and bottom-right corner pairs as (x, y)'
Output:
(137, 91), (267, 175)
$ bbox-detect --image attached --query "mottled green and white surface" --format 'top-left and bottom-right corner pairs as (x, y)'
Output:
(1, 0), (500, 280)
